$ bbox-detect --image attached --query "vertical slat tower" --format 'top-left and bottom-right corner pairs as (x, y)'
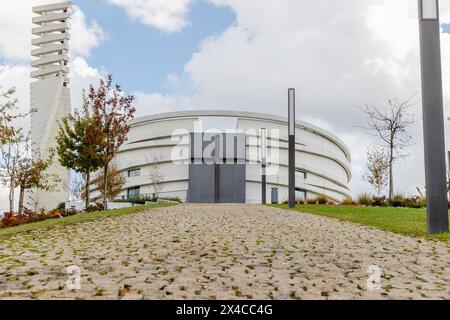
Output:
(30, 1), (72, 210)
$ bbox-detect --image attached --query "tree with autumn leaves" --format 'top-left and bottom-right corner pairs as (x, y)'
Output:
(15, 136), (59, 214)
(1, 84), (57, 213)
(56, 94), (104, 210)
(57, 75), (135, 210)
(89, 75), (135, 210)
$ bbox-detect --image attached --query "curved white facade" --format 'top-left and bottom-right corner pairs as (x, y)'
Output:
(90, 110), (352, 203)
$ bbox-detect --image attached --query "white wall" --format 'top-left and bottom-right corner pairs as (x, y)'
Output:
(89, 111), (352, 203)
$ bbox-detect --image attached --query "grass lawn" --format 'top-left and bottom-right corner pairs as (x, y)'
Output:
(0, 203), (177, 238)
(274, 205), (450, 242)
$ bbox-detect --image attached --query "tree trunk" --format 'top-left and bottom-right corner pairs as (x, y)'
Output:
(9, 177), (14, 213)
(85, 172), (90, 210)
(18, 187), (25, 215)
(389, 144), (394, 200)
(103, 162), (108, 210)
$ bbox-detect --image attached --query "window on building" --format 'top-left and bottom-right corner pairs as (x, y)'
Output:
(128, 168), (141, 177)
(127, 186), (140, 199)
(295, 189), (307, 202)
(296, 171), (307, 179)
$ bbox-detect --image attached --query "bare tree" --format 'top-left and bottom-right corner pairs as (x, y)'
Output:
(0, 136), (21, 212)
(94, 161), (126, 201)
(359, 97), (415, 200)
(1, 83), (35, 212)
(68, 173), (84, 202)
(363, 147), (390, 198)
(148, 155), (164, 199)
(14, 141), (59, 214)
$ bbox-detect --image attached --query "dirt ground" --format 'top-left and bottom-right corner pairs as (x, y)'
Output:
(0, 204), (448, 300)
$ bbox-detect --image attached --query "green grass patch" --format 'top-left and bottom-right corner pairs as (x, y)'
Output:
(0, 203), (177, 238)
(274, 205), (450, 242)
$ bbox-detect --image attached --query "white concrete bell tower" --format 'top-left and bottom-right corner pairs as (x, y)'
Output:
(30, 1), (72, 210)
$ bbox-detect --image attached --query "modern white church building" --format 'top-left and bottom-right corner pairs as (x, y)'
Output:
(88, 111), (352, 204)
(30, 2), (351, 208)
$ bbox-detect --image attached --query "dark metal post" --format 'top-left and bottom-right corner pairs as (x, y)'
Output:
(418, 0), (449, 233)
(214, 134), (221, 204)
(261, 128), (267, 204)
(447, 150), (450, 198)
(288, 88), (296, 208)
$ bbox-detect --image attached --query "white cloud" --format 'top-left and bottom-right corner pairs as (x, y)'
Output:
(107, 0), (193, 32)
(0, 64), (32, 129)
(134, 91), (193, 117)
(0, 0), (59, 61)
(69, 56), (104, 109)
(0, 1), (104, 61)
(133, 0), (450, 197)
(70, 6), (106, 58)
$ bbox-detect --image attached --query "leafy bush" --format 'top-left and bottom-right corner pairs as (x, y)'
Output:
(0, 207), (80, 229)
(114, 195), (183, 204)
(122, 195), (157, 205)
(160, 196), (183, 203)
(405, 196), (426, 209)
(371, 197), (386, 207)
(48, 209), (64, 218)
(85, 203), (105, 213)
(341, 198), (354, 205)
(357, 193), (373, 206)
(64, 207), (79, 217)
(1, 209), (56, 228)
(57, 202), (66, 210)
(306, 196), (329, 205)
(389, 195), (406, 208)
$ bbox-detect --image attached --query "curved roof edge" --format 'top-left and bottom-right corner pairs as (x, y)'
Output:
(129, 110), (351, 162)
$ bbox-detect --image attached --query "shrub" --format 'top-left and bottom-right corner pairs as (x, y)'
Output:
(85, 203), (105, 213)
(114, 195), (183, 204)
(64, 207), (79, 217)
(372, 197), (386, 207)
(160, 196), (183, 203)
(57, 202), (66, 210)
(129, 195), (157, 205)
(306, 196), (329, 205)
(405, 196), (426, 209)
(0, 207), (81, 230)
(0, 209), (57, 228)
(48, 209), (64, 219)
(357, 193), (373, 206)
(389, 195), (406, 208)
(341, 198), (354, 206)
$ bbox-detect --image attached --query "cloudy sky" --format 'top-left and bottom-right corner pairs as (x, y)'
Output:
(1, 0), (450, 211)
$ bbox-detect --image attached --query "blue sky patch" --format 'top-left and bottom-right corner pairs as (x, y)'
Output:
(442, 23), (450, 34)
(75, 0), (235, 94)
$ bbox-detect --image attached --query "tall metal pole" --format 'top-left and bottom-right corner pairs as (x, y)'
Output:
(418, 0), (449, 234)
(448, 150), (450, 199)
(214, 134), (221, 204)
(288, 89), (296, 208)
(261, 128), (267, 204)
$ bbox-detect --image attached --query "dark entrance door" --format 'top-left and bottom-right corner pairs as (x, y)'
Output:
(187, 133), (246, 203)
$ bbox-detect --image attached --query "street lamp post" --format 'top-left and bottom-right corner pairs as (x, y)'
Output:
(418, 0), (449, 233)
(288, 88), (296, 208)
(261, 128), (267, 204)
